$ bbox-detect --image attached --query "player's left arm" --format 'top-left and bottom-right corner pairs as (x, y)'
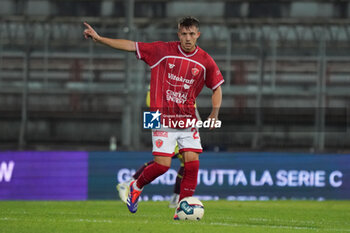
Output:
(83, 22), (136, 52)
(208, 86), (222, 130)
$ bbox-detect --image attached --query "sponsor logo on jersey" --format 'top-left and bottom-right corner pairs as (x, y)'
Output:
(153, 131), (168, 138)
(166, 90), (188, 104)
(168, 73), (194, 85)
(155, 139), (163, 148)
(191, 67), (200, 76)
(168, 63), (175, 69)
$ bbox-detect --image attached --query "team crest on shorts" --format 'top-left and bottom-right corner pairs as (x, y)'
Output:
(155, 139), (163, 148)
(191, 68), (199, 76)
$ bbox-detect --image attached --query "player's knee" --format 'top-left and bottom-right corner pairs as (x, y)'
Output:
(154, 155), (172, 167)
(183, 151), (199, 163)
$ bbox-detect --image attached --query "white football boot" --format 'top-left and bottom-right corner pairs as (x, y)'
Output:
(168, 193), (180, 208)
(117, 179), (134, 204)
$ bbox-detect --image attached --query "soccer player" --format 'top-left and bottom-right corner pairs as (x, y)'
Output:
(117, 85), (188, 208)
(84, 16), (224, 218)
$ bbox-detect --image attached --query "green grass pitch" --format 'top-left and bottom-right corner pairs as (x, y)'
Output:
(1, 200), (349, 233)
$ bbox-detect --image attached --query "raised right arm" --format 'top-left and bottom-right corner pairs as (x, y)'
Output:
(83, 22), (136, 52)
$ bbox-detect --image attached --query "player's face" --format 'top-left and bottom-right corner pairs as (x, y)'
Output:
(178, 26), (200, 53)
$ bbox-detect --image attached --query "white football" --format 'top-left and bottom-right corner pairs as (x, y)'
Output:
(175, 197), (204, 221)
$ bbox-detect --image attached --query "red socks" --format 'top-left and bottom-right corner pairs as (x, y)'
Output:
(136, 162), (169, 189)
(133, 160), (154, 180)
(134, 159), (199, 202)
(179, 160), (200, 201)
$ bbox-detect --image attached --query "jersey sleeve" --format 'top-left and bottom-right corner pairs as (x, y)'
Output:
(135, 41), (167, 67)
(205, 56), (224, 90)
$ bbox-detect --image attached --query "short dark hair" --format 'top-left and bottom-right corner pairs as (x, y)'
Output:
(178, 16), (200, 30)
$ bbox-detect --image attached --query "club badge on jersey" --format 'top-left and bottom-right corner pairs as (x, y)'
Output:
(191, 68), (199, 76)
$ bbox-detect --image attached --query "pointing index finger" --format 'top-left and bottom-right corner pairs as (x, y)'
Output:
(84, 22), (92, 29)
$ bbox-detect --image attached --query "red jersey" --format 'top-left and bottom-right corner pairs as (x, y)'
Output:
(136, 41), (224, 127)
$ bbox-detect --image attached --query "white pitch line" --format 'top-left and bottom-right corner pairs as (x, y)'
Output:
(249, 217), (317, 224)
(1, 216), (350, 232)
(248, 217), (350, 227)
(207, 222), (317, 231)
(0, 216), (113, 224)
(203, 221), (350, 232)
(0, 217), (18, 221)
(71, 219), (113, 223)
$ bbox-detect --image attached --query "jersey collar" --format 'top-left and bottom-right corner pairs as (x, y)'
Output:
(178, 44), (199, 58)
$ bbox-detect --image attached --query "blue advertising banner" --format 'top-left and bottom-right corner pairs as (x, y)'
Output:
(0, 151), (88, 200)
(1, 151), (348, 200)
(89, 152), (350, 201)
